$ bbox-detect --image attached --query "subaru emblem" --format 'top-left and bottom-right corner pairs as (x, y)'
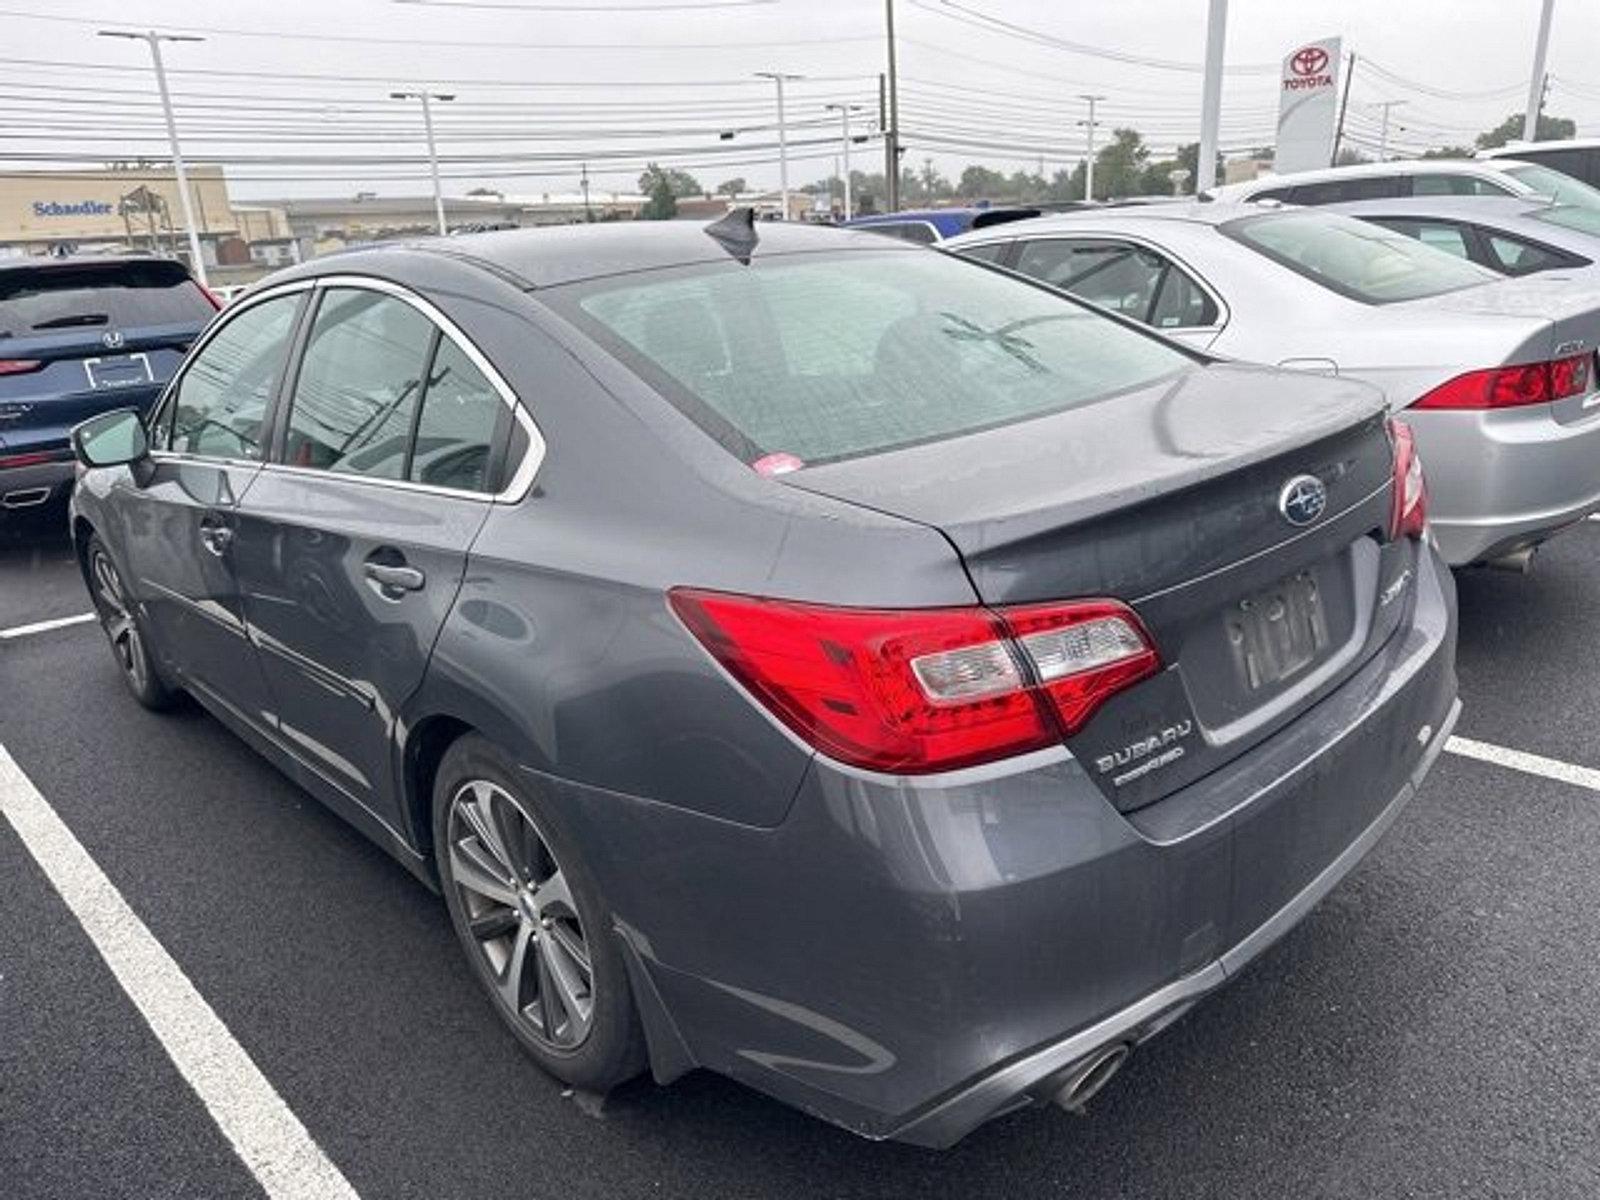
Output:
(101, 330), (125, 350)
(1278, 474), (1327, 527)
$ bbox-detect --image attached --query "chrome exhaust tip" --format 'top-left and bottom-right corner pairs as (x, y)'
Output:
(1484, 546), (1536, 574)
(1050, 1043), (1131, 1116)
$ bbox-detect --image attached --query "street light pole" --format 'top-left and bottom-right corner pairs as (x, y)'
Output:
(97, 29), (208, 286)
(885, 0), (901, 211)
(392, 89), (455, 236)
(1524, 0), (1556, 143)
(1196, 0), (1228, 196)
(756, 72), (802, 220)
(1078, 94), (1104, 201)
(826, 103), (863, 220)
(1375, 100), (1407, 160)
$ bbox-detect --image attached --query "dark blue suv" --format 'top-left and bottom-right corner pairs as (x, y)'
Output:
(0, 256), (216, 514)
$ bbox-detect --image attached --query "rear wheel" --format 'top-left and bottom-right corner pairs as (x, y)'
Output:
(433, 735), (645, 1091)
(86, 535), (177, 711)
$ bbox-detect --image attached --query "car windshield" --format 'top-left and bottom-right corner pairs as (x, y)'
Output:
(1224, 210), (1498, 303)
(1529, 203), (1600, 236)
(1500, 163), (1600, 209)
(0, 259), (213, 338)
(554, 250), (1190, 466)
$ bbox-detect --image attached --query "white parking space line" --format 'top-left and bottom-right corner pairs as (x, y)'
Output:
(1445, 735), (1600, 793)
(0, 744), (362, 1200)
(0, 612), (96, 641)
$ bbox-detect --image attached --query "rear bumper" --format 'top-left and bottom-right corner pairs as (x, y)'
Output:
(888, 694), (1458, 1147)
(1409, 404), (1600, 565)
(0, 457), (74, 511)
(533, 547), (1459, 1147)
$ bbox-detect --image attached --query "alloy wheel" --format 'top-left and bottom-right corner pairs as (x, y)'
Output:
(90, 548), (149, 693)
(446, 780), (595, 1050)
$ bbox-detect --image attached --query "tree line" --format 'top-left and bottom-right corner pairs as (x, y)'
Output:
(634, 110), (1577, 218)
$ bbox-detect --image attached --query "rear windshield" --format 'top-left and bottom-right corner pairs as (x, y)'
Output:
(1529, 203), (1600, 236)
(1500, 163), (1600, 209)
(0, 260), (213, 338)
(1223, 210), (1497, 303)
(554, 250), (1190, 466)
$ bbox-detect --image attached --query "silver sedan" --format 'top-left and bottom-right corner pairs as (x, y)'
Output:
(949, 203), (1600, 568)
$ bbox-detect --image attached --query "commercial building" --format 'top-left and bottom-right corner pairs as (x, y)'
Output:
(0, 166), (297, 279)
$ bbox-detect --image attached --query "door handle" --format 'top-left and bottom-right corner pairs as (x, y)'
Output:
(363, 562), (425, 593)
(199, 522), (233, 556)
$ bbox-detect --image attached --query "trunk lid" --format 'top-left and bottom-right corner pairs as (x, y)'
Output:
(788, 360), (1411, 810)
(1399, 271), (1600, 365)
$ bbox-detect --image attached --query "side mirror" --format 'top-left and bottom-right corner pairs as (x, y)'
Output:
(71, 408), (149, 468)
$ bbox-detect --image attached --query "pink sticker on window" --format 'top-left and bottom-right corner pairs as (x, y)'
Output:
(752, 452), (805, 477)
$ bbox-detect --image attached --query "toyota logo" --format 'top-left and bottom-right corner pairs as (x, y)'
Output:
(1291, 46), (1329, 77)
(1278, 475), (1328, 527)
(101, 330), (125, 350)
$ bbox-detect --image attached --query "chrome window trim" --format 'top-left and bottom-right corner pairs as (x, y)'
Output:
(148, 273), (545, 504)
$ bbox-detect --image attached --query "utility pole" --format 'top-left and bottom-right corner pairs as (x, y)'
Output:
(580, 162), (593, 222)
(885, 0), (901, 211)
(1196, 0), (1227, 196)
(391, 89), (456, 236)
(825, 103), (864, 220)
(1078, 94), (1105, 201)
(1524, 0), (1556, 143)
(97, 29), (208, 286)
(1374, 100), (1407, 160)
(756, 71), (802, 220)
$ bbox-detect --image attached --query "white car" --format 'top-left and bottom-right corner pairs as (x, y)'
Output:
(1477, 139), (1600, 192)
(1209, 157), (1600, 210)
(947, 203), (1600, 570)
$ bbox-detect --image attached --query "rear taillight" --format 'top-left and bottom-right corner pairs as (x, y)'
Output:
(1388, 418), (1427, 540)
(0, 359), (43, 376)
(1411, 353), (1593, 410)
(669, 588), (1160, 774)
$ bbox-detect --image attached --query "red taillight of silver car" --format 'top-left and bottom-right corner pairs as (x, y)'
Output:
(1410, 352), (1593, 410)
(1388, 417), (1428, 541)
(669, 589), (1160, 774)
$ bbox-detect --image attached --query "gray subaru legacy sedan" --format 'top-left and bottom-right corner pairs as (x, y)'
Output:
(66, 216), (1459, 1147)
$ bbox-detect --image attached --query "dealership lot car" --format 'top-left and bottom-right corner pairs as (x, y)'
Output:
(1208, 156), (1600, 209)
(950, 203), (1600, 568)
(68, 218), (1457, 1147)
(0, 256), (216, 514)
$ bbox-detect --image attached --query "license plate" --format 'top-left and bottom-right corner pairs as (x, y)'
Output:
(1226, 570), (1329, 691)
(83, 352), (153, 391)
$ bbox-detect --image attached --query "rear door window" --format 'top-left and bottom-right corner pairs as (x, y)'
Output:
(1013, 238), (1217, 328)
(407, 337), (505, 493)
(281, 288), (436, 478)
(165, 292), (301, 459)
(1372, 218), (1473, 260)
(1289, 176), (1405, 204)
(1411, 173), (1510, 196)
(0, 260), (213, 338)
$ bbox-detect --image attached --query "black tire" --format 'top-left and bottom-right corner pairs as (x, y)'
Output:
(85, 534), (179, 711)
(433, 734), (646, 1092)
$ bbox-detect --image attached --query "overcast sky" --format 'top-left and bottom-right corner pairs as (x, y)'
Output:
(3, 0), (1596, 202)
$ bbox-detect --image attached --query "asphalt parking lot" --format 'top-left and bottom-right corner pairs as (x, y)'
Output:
(3, 505), (1599, 1200)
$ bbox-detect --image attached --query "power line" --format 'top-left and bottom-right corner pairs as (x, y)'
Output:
(0, 5), (877, 51)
